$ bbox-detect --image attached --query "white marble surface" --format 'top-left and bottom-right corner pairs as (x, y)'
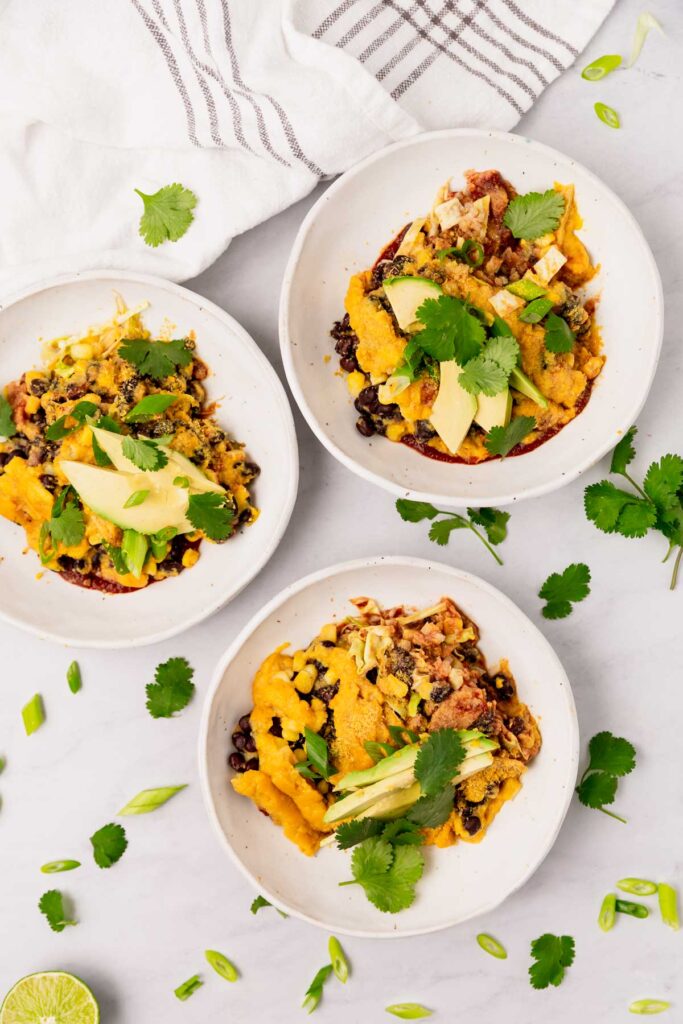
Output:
(1, 1), (681, 1020)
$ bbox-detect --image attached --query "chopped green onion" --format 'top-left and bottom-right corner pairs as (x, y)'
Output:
(618, 877), (657, 896)
(328, 936), (350, 982)
(121, 529), (149, 577)
(629, 1000), (671, 1015)
(173, 476), (190, 488)
(627, 12), (663, 68)
(302, 964), (333, 1014)
(657, 883), (680, 930)
(41, 860), (81, 874)
(117, 785), (187, 815)
(476, 933), (507, 959)
(66, 661), (82, 694)
(436, 239), (484, 268)
(581, 54), (622, 81)
(518, 297), (554, 324)
(174, 975), (203, 1001)
(386, 1005), (433, 1019)
(598, 893), (617, 931)
(204, 949), (238, 982)
(595, 102), (621, 129)
(22, 694), (45, 736)
(123, 489), (149, 509)
(616, 898), (649, 919)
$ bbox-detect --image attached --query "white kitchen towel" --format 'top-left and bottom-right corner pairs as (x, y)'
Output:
(0, 0), (615, 297)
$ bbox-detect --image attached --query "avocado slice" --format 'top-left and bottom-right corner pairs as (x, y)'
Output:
(335, 744), (419, 792)
(323, 767), (417, 825)
(474, 388), (512, 432)
(430, 360), (477, 454)
(509, 367), (549, 410)
(383, 276), (442, 332)
(61, 460), (191, 536)
(91, 426), (222, 494)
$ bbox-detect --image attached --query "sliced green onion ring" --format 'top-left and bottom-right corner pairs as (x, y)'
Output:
(618, 877), (657, 896)
(386, 1005), (433, 1020)
(328, 936), (350, 983)
(658, 883), (680, 930)
(205, 949), (238, 982)
(174, 975), (203, 1001)
(616, 898), (649, 919)
(581, 54), (622, 81)
(66, 661), (82, 694)
(436, 239), (484, 268)
(627, 12), (663, 68)
(629, 999), (671, 1015)
(476, 932), (507, 959)
(22, 694), (45, 736)
(595, 102), (621, 129)
(599, 892), (617, 931)
(40, 859), (81, 874)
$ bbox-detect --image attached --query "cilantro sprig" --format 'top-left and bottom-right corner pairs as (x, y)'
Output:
(39, 889), (77, 932)
(396, 498), (509, 565)
(146, 656), (195, 718)
(529, 933), (575, 989)
(118, 337), (193, 381)
(414, 295), (485, 365)
(458, 335), (520, 397)
(187, 492), (235, 542)
(0, 393), (17, 438)
(250, 894), (288, 918)
(90, 822), (128, 868)
(504, 190), (566, 240)
(485, 415), (536, 458)
(134, 183), (197, 248)
(538, 563), (591, 619)
(575, 731), (636, 823)
(584, 426), (683, 589)
(121, 434), (169, 471)
(39, 487), (85, 564)
(340, 836), (424, 914)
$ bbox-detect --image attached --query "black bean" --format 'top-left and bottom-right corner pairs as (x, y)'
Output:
(65, 382), (88, 400)
(414, 419), (437, 442)
(355, 415), (375, 437)
(244, 735), (257, 753)
(244, 461), (261, 479)
(340, 356), (358, 372)
(238, 714), (252, 732)
(232, 732), (247, 751)
(315, 684), (339, 705)
(431, 684), (451, 703)
(509, 715), (526, 736)
(0, 452), (13, 468)
(228, 752), (246, 772)
(244, 757), (259, 771)
(27, 445), (48, 467)
(9, 449), (28, 460)
(366, 667), (378, 684)
(270, 717), (283, 737)
(58, 556), (88, 572)
(461, 813), (481, 835)
(355, 386), (380, 414)
(29, 378), (49, 397)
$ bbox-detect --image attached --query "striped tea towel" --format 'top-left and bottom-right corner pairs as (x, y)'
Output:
(0, 0), (615, 297)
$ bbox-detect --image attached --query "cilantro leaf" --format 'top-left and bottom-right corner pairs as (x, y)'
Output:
(504, 190), (565, 240)
(415, 296), (485, 365)
(39, 889), (76, 932)
(118, 337), (193, 381)
(610, 426), (638, 476)
(135, 183), (197, 247)
(0, 393), (16, 438)
(126, 394), (177, 422)
(90, 822), (128, 869)
(407, 785), (455, 828)
(187, 492), (234, 541)
(485, 415), (536, 458)
(587, 731), (636, 777)
(48, 500), (85, 548)
(395, 499), (439, 522)
(428, 517), (468, 546)
(529, 934), (575, 989)
(539, 562), (591, 619)
(576, 771), (618, 809)
(250, 894), (287, 918)
(380, 819), (424, 847)
(345, 838), (424, 914)
(584, 481), (656, 537)
(351, 836), (393, 878)
(335, 819), (384, 850)
(643, 455), (683, 512)
(145, 656), (195, 718)
(544, 313), (575, 354)
(121, 435), (169, 471)
(483, 336), (520, 375)
(414, 728), (466, 797)
(458, 355), (508, 397)
(467, 507), (510, 546)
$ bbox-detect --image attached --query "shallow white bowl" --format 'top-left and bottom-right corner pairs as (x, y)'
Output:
(199, 556), (578, 937)
(280, 129), (663, 508)
(0, 271), (298, 647)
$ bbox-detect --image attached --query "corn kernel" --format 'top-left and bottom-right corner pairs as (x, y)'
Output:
(70, 341), (93, 360)
(293, 748), (307, 763)
(292, 650), (307, 672)
(24, 395), (41, 415)
(274, 669), (293, 684)
(346, 370), (366, 398)
(181, 548), (199, 568)
(386, 422), (407, 442)
(281, 728), (299, 743)
(317, 781), (329, 795)
(294, 670), (314, 695)
(319, 622), (337, 643)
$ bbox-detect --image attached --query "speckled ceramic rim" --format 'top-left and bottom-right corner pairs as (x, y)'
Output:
(0, 270), (299, 648)
(279, 128), (664, 508)
(198, 555), (580, 938)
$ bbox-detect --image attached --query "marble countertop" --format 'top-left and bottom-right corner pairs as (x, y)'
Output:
(1, 1), (681, 1020)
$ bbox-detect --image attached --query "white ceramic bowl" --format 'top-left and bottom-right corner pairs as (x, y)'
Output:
(280, 129), (663, 508)
(0, 271), (298, 647)
(199, 556), (578, 937)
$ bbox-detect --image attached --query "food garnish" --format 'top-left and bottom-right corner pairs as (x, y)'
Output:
(186, 491), (234, 541)
(581, 54), (622, 80)
(145, 657), (195, 718)
(594, 102), (621, 128)
(90, 822), (127, 869)
(294, 728), (333, 781)
(117, 785), (187, 815)
(544, 313), (576, 354)
(618, 877), (657, 896)
(39, 487), (85, 565)
(40, 860), (81, 874)
(386, 1005), (433, 1019)
(538, 562), (591, 619)
(629, 1000), (670, 1015)
(0, 394), (16, 437)
(598, 893), (617, 931)
(205, 949), (239, 982)
(616, 899), (648, 919)
(39, 889), (77, 932)
(627, 12), (663, 68)
(328, 937), (350, 983)
(174, 975), (203, 1001)
(485, 416), (536, 458)
(657, 883), (680, 931)
(575, 731), (636, 823)
(476, 933), (508, 959)
(22, 693), (45, 736)
(302, 964), (334, 1014)
(528, 933), (575, 989)
(503, 190), (566, 240)
(66, 661), (82, 694)
(134, 183), (197, 248)
(396, 498), (509, 564)
(584, 427), (683, 589)
(250, 894), (287, 918)
(339, 834), (425, 913)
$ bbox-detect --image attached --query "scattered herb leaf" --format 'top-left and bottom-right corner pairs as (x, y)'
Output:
(544, 313), (575, 354)
(187, 492), (234, 541)
(413, 729), (466, 797)
(145, 657), (195, 718)
(396, 498), (508, 565)
(125, 394), (177, 422)
(414, 295), (485, 365)
(121, 435), (168, 472)
(90, 822), (128, 868)
(406, 785), (455, 828)
(538, 562), (591, 619)
(340, 838), (424, 914)
(503, 190), (565, 240)
(576, 731), (636, 823)
(529, 933), (575, 989)
(250, 894), (288, 918)
(135, 183), (197, 248)
(118, 337), (193, 380)
(39, 889), (77, 932)
(485, 415), (536, 458)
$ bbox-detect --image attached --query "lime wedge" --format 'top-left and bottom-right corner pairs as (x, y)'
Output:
(1, 972), (99, 1024)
